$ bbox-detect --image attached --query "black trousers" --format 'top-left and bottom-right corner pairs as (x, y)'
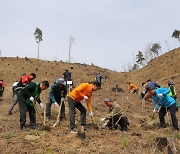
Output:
(17, 96), (36, 128)
(133, 89), (138, 94)
(46, 98), (65, 119)
(159, 103), (179, 130)
(67, 96), (86, 129)
(107, 115), (129, 130)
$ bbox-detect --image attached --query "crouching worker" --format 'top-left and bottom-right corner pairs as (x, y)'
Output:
(145, 85), (179, 131)
(99, 98), (129, 131)
(17, 81), (49, 130)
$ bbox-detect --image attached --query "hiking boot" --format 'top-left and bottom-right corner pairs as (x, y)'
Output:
(46, 116), (51, 120)
(70, 128), (77, 134)
(159, 124), (166, 128)
(29, 125), (36, 129)
(173, 127), (179, 132)
(121, 127), (128, 132)
(8, 110), (12, 115)
(20, 126), (30, 131)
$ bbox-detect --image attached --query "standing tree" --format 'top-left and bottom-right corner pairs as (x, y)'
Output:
(68, 36), (75, 63)
(150, 43), (161, 57)
(131, 63), (139, 71)
(136, 51), (146, 67)
(172, 29), (180, 42)
(34, 27), (43, 59)
(144, 43), (154, 63)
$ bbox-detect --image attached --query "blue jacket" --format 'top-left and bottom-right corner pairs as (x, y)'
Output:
(152, 87), (176, 110)
(49, 82), (67, 103)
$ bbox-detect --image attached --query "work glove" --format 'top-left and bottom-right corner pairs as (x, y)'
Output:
(83, 96), (88, 101)
(157, 93), (163, 99)
(89, 111), (93, 117)
(101, 122), (107, 128)
(100, 118), (106, 122)
(61, 97), (65, 102)
(39, 103), (44, 108)
(30, 96), (34, 102)
(54, 102), (59, 107)
(153, 108), (158, 113)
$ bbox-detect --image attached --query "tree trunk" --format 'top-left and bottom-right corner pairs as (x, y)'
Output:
(38, 42), (40, 59)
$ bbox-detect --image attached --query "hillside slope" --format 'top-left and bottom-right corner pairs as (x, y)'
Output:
(128, 48), (180, 96)
(0, 48), (180, 154)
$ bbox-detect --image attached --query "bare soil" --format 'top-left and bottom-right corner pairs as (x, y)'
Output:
(0, 48), (180, 154)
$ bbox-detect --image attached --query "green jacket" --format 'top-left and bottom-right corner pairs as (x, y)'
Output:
(25, 82), (42, 106)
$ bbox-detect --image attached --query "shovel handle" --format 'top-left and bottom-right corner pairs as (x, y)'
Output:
(34, 101), (43, 124)
(115, 104), (131, 126)
(53, 101), (63, 127)
(91, 116), (94, 124)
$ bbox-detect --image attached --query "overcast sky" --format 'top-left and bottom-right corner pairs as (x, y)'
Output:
(0, 0), (180, 71)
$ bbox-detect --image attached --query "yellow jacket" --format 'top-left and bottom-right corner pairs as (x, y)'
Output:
(68, 83), (93, 111)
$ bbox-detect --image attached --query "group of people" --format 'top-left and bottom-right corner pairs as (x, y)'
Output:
(5, 70), (130, 133)
(129, 79), (179, 131)
(2, 70), (179, 134)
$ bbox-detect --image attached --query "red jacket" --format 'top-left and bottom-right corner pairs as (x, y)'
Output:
(0, 80), (4, 90)
(21, 76), (32, 85)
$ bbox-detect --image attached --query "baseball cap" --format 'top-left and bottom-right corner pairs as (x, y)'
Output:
(56, 78), (66, 85)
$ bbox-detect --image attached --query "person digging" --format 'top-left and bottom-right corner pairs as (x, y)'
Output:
(99, 98), (129, 131)
(145, 85), (179, 131)
(67, 81), (101, 133)
(17, 81), (49, 130)
(46, 78), (67, 120)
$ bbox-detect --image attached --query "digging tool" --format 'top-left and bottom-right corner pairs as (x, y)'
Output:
(33, 100), (51, 131)
(77, 126), (86, 140)
(114, 104), (131, 127)
(34, 101), (43, 124)
(151, 112), (156, 121)
(53, 101), (63, 127)
(77, 131), (86, 140)
(141, 99), (146, 112)
(43, 93), (47, 129)
(89, 116), (99, 130)
(90, 116), (94, 124)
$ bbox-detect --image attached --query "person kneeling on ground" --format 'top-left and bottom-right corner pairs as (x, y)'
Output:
(145, 85), (179, 131)
(99, 98), (129, 131)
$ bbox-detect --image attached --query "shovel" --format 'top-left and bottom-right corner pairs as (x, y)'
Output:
(77, 126), (86, 140)
(114, 104), (131, 127)
(53, 101), (63, 127)
(88, 116), (99, 130)
(34, 101), (51, 131)
(77, 131), (86, 140)
(34, 101), (43, 124)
